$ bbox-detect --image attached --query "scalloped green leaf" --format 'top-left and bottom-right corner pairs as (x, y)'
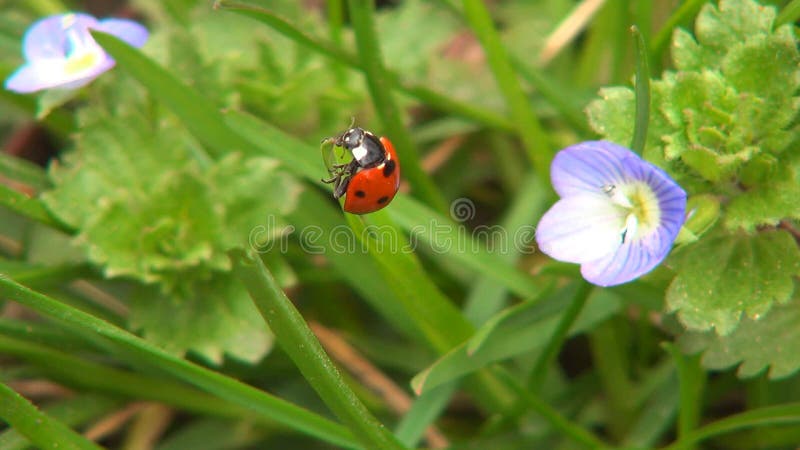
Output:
(726, 154), (800, 231)
(667, 230), (800, 335)
(589, 0), (799, 188)
(680, 299), (800, 379)
(130, 273), (273, 364)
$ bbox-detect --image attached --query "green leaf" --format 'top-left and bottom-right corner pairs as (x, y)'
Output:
(41, 94), (298, 362)
(589, 0), (800, 187)
(130, 273), (273, 365)
(666, 230), (800, 335)
(680, 299), (800, 379)
(725, 153), (800, 232)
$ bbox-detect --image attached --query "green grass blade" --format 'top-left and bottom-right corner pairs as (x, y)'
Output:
(777, 0), (800, 27)
(231, 249), (408, 450)
(664, 403), (800, 450)
(343, 211), (474, 353)
(394, 383), (457, 448)
(0, 334), (250, 420)
(224, 111), (544, 299)
(492, 368), (609, 449)
(0, 153), (50, 190)
(0, 395), (119, 450)
(528, 281), (593, 389)
(665, 342), (705, 449)
(346, 0), (445, 211)
(389, 196), (546, 299)
(630, 25), (651, 154)
(0, 276), (359, 449)
(412, 288), (621, 394)
(461, 0), (552, 179)
(510, 57), (594, 136)
(463, 173), (551, 324)
(0, 381), (103, 450)
(90, 31), (251, 157)
(213, 1), (513, 132)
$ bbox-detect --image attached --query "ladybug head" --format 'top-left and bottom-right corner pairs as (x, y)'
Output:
(340, 127), (366, 151)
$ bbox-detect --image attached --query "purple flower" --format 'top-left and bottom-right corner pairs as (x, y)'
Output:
(5, 13), (148, 93)
(535, 141), (687, 286)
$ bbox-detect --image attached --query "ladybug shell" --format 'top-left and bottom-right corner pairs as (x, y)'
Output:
(343, 136), (400, 214)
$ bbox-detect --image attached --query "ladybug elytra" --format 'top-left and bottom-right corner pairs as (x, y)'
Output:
(322, 126), (400, 214)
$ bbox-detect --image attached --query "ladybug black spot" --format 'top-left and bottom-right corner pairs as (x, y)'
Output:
(355, 190), (367, 198)
(377, 196), (389, 204)
(382, 160), (396, 177)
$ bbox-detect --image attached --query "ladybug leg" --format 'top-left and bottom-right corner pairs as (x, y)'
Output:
(332, 175), (351, 199)
(322, 159), (358, 200)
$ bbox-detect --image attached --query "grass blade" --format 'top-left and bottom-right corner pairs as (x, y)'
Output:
(461, 0), (552, 179)
(663, 403), (800, 450)
(0, 395), (119, 450)
(0, 381), (103, 450)
(231, 249), (408, 450)
(346, 0), (445, 211)
(90, 30), (251, 157)
(0, 276), (359, 449)
(212, 1), (513, 132)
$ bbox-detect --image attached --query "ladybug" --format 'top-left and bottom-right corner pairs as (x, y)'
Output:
(322, 126), (400, 214)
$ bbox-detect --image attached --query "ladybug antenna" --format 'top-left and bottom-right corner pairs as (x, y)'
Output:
(348, 116), (356, 129)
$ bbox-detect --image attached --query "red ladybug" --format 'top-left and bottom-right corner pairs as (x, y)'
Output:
(323, 126), (400, 214)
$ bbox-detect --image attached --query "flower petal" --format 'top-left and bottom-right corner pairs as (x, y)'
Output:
(550, 141), (635, 197)
(536, 194), (627, 264)
(96, 18), (149, 48)
(4, 61), (66, 93)
(580, 235), (668, 286)
(22, 13), (98, 61)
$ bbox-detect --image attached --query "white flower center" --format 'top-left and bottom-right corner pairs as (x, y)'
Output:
(602, 182), (661, 243)
(61, 14), (104, 76)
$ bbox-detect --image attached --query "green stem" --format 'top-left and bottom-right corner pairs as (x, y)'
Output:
(346, 0), (445, 211)
(529, 282), (593, 389)
(461, 0), (551, 179)
(630, 25), (651, 154)
(0, 381), (103, 450)
(231, 249), (408, 450)
(0, 276), (359, 449)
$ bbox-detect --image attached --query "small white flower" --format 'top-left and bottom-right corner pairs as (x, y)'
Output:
(5, 13), (148, 93)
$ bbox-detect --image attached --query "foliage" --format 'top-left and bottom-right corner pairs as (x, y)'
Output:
(1, 0), (800, 449)
(589, 0), (800, 353)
